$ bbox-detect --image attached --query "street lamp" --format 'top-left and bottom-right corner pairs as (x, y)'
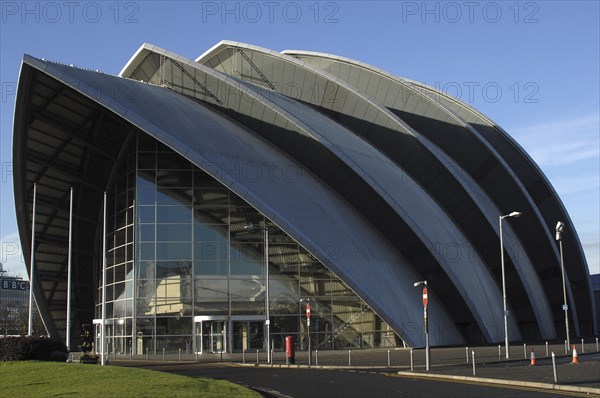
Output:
(499, 211), (522, 359)
(300, 298), (311, 366)
(555, 221), (570, 350)
(413, 280), (429, 371)
(244, 223), (271, 364)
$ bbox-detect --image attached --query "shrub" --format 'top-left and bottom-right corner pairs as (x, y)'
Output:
(0, 336), (68, 361)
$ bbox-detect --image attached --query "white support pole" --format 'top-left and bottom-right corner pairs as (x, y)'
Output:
(500, 215), (509, 359)
(101, 192), (107, 366)
(265, 226), (271, 364)
(66, 187), (74, 351)
(28, 183), (38, 336)
(558, 236), (570, 349)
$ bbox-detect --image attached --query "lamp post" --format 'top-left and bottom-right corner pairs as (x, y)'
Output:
(300, 298), (311, 366)
(413, 280), (429, 371)
(244, 223), (271, 364)
(555, 221), (570, 350)
(499, 211), (522, 359)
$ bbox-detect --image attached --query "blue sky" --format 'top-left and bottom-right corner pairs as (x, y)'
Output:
(1, 0), (598, 278)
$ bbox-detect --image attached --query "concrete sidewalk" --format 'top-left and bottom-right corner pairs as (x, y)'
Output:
(109, 343), (600, 394)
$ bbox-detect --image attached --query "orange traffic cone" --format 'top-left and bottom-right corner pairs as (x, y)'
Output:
(571, 344), (580, 364)
(529, 348), (537, 366)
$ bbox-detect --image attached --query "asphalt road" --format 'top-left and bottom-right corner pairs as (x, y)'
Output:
(120, 362), (580, 398)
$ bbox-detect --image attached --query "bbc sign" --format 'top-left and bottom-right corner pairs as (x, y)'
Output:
(1, 279), (29, 291)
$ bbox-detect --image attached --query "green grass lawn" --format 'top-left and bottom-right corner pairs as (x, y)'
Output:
(0, 361), (261, 397)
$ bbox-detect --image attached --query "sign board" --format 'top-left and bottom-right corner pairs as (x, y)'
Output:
(422, 287), (428, 307)
(1, 279), (29, 290)
(562, 304), (568, 311)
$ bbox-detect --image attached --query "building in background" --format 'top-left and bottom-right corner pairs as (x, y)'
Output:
(0, 262), (30, 336)
(11, 42), (597, 354)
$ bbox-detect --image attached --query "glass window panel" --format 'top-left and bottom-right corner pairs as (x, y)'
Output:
(156, 261), (192, 278)
(139, 243), (155, 261)
(194, 223), (228, 242)
(157, 189), (192, 206)
(115, 228), (126, 247)
(106, 267), (114, 285)
(115, 246), (126, 265)
(156, 242), (191, 260)
(156, 206), (191, 223)
(137, 152), (155, 169)
(230, 244), (264, 276)
(157, 152), (192, 170)
(157, 170), (192, 187)
(137, 188), (156, 205)
(137, 172), (156, 186)
(193, 188), (228, 207)
(113, 282), (126, 301)
(126, 226), (134, 243)
(194, 261), (227, 276)
(194, 170), (224, 188)
(116, 193), (127, 211)
(138, 206), (155, 224)
(194, 241), (227, 262)
(139, 224), (155, 242)
(157, 224), (192, 242)
(138, 134), (156, 151)
(136, 279), (155, 298)
(125, 280), (133, 299)
(114, 264), (126, 283)
(136, 298), (155, 317)
(230, 278), (265, 303)
(135, 317), (155, 336)
(230, 300), (265, 315)
(194, 278), (227, 299)
(155, 317), (193, 335)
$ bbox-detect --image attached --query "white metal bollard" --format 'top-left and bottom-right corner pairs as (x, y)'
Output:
(179, 348), (181, 362)
(472, 351), (476, 376)
(581, 338), (585, 353)
(596, 337), (599, 352)
(256, 349), (259, 365)
(545, 341), (549, 357)
(410, 349), (414, 371)
(316, 350), (319, 366)
(387, 349), (391, 366)
(162, 348), (165, 361)
(466, 346), (469, 363)
(564, 340), (567, 355)
(348, 350), (351, 366)
(552, 352), (557, 383)
(498, 345), (501, 361)
(145, 347), (149, 360)
(523, 343), (527, 359)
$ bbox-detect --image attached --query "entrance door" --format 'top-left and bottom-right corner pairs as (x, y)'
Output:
(194, 318), (227, 354)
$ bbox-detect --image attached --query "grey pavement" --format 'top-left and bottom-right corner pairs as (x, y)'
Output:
(107, 342), (600, 394)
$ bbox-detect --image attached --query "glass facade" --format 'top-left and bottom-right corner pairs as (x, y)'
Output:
(96, 132), (401, 354)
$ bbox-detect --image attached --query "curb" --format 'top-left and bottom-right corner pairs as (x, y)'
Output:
(232, 363), (397, 370)
(396, 371), (600, 395)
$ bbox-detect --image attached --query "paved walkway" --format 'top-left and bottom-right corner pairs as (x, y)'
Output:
(107, 342), (600, 394)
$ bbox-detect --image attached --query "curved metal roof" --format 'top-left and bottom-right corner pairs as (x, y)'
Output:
(281, 50), (596, 337)
(13, 41), (597, 345)
(124, 44), (517, 342)
(14, 55), (463, 346)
